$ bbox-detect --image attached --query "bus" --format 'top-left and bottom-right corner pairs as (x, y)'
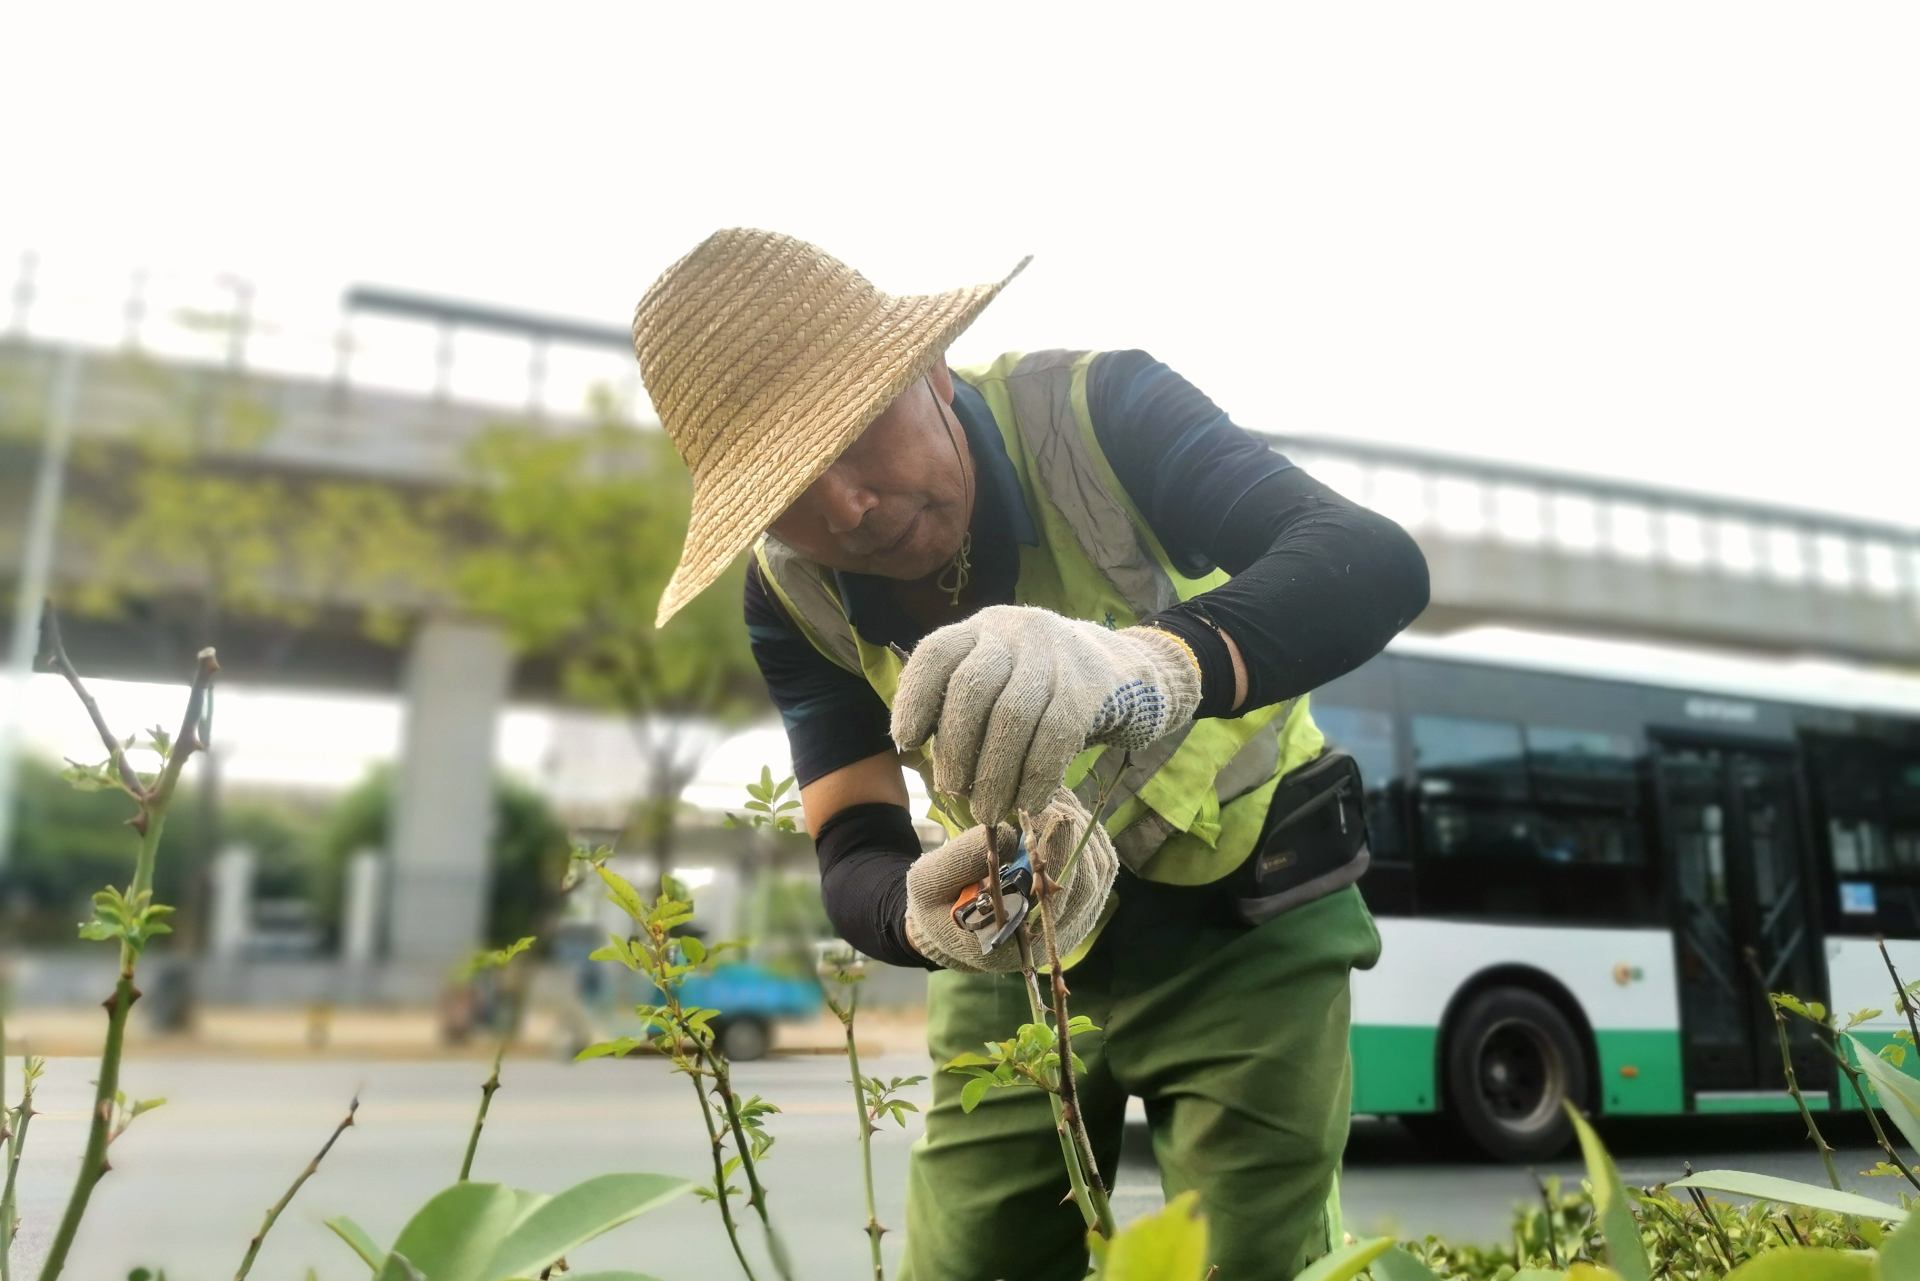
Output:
(1320, 632), (1920, 1161)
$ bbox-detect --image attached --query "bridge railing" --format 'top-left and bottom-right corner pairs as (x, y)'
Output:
(1268, 432), (1920, 603)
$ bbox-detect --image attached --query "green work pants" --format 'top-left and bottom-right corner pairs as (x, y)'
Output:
(899, 881), (1381, 1281)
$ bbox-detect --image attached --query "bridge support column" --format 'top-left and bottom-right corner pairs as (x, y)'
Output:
(387, 619), (510, 988)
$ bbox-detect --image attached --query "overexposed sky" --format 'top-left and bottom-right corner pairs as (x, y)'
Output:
(4, 2), (1916, 522)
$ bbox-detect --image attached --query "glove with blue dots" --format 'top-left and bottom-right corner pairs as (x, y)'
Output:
(891, 605), (1201, 825)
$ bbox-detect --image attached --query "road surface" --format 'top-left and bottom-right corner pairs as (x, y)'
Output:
(6, 1053), (1898, 1279)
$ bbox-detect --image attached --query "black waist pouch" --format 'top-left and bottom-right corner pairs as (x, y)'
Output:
(1230, 750), (1371, 925)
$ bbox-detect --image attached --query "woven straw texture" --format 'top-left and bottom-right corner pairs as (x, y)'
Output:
(632, 228), (1028, 627)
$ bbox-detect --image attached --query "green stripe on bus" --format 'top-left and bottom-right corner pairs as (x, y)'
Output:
(1596, 1029), (1684, 1115)
(1349, 1025), (1437, 1114)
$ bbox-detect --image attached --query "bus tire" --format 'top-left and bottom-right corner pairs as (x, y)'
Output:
(718, 1017), (772, 1062)
(1442, 987), (1589, 1162)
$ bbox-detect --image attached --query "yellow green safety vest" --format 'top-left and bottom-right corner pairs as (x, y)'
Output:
(753, 349), (1324, 887)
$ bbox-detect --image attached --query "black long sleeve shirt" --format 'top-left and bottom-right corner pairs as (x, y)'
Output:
(745, 350), (1429, 966)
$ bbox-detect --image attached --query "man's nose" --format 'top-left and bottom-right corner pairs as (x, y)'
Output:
(817, 468), (878, 536)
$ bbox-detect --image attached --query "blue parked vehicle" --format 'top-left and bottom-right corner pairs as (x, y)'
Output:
(672, 961), (821, 1061)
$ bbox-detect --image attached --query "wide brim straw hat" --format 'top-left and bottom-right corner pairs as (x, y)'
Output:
(633, 228), (1028, 627)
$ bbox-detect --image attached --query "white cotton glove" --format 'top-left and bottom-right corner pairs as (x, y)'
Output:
(905, 788), (1120, 974)
(891, 605), (1202, 825)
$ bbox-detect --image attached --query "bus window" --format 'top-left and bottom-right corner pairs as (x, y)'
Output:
(1312, 704), (1403, 861)
(1412, 714), (1655, 922)
(1411, 716), (1528, 802)
(1526, 726), (1639, 807)
(1808, 737), (1920, 937)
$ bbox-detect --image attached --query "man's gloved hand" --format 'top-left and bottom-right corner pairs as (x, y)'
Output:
(905, 788), (1120, 973)
(892, 605), (1202, 824)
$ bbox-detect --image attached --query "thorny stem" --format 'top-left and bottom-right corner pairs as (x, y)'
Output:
(1823, 1037), (1920, 1192)
(459, 1044), (505, 1182)
(1878, 938), (1920, 1055)
(1016, 933), (1097, 1231)
(459, 972), (524, 1182)
(234, 1095), (358, 1280)
(36, 618), (219, 1281)
(825, 983), (886, 1281)
(691, 1058), (758, 1281)
(1745, 951), (1839, 1190)
(701, 1044), (793, 1281)
(0, 1057), (37, 1281)
(1030, 853), (1115, 1240)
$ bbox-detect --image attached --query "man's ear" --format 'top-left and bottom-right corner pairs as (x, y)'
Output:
(927, 354), (955, 404)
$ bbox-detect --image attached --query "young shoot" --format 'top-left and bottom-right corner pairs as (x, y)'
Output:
(457, 935), (537, 1182)
(34, 608), (218, 1281)
(574, 851), (792, 1281)
(817, 941), (923, 1281)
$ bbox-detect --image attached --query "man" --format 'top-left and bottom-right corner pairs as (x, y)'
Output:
(633, 229), (1429, 1280)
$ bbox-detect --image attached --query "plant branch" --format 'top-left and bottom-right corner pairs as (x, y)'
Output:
(1746, 951), (1838, 1190)
(0, 1059), (38, 1281)
(1822, 1037), (1920, 1192)
(39, 607), (144, 799)
(690, 1062), (758, 1281)
(701, 1045), (793, 1281)
(234, 1094), (358, 1280)
(1029, 861), (1114, 1240)
(1879, 938), (1920, 1052)
(36, 639), (219, 1281)
(459, 1045), (505, 1182)
(1015, 929), (1097, 1232)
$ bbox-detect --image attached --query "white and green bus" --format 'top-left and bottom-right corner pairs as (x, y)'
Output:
(1319, 633), (1920, 1161)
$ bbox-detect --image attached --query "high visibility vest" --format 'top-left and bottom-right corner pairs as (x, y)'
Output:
(754, 349), (1324, 887)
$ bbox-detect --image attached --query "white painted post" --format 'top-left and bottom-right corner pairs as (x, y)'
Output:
(209, 845), (256, 961)
(342, 848), (385, 964)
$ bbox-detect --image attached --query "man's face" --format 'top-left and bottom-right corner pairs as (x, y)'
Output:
(766, 359), (973, 580)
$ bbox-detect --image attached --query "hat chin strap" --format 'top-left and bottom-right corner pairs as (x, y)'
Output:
(927, 376), (975, 606)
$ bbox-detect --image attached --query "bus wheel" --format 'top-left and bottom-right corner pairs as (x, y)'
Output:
(1444, 987), (1588, 1162)
(718, 1017), (772, 1062)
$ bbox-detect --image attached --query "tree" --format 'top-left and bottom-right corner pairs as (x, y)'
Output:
(452, 393), (765, 865)
(54, 350), (444, 945)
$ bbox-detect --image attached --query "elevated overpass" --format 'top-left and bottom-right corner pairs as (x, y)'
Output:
(6, 292), (1917, 991)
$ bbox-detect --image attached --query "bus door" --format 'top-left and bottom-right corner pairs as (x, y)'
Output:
(1655, 741), (1829, 1096)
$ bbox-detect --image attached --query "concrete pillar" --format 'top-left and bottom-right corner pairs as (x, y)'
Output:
(342, 848), (385, 964)
(388, 619), (510, 965)
(209, 845), (255, 960)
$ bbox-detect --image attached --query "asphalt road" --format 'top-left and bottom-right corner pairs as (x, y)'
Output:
(6, 1053), (1901, 1280)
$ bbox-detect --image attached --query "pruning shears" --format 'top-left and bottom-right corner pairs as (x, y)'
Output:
(952, 839), (1032, 955)
(888, 640), (1031, 955)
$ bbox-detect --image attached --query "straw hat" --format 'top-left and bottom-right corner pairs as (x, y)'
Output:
(633, 228), (1028, 627)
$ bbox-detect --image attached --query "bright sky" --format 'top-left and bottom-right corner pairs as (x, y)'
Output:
(4, 3), (1916, 524)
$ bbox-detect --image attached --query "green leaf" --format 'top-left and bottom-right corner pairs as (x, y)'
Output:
(485, 1173), (693, 1280)
(575, 1038), (644, 1061)
(559, 1274), (670, 1281)
(960, 1076), (993, 1113)
(1565, 1104), (1650, 1281)
(388, 1183), (530, 1281)
(376, 1252), (427, 1281)
(679, 936), (706, 966)
(1368, 1246), (1444, 1281)
(944, 1052), (996, 1070)
(1846, 1008), (1886, 1031)
(1848, 1030), (1920, 1157)
(1294, 1236), (1396, 1281)
(1088, 1190), (1208, 1280)
(1881, 1200), (1920, 1281)
(1721, 1249), (1876, 1280)
(596, 866), (646, 922)
(325, 1215), (386, 1272)
(1671, 1169), (1904, 1220)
